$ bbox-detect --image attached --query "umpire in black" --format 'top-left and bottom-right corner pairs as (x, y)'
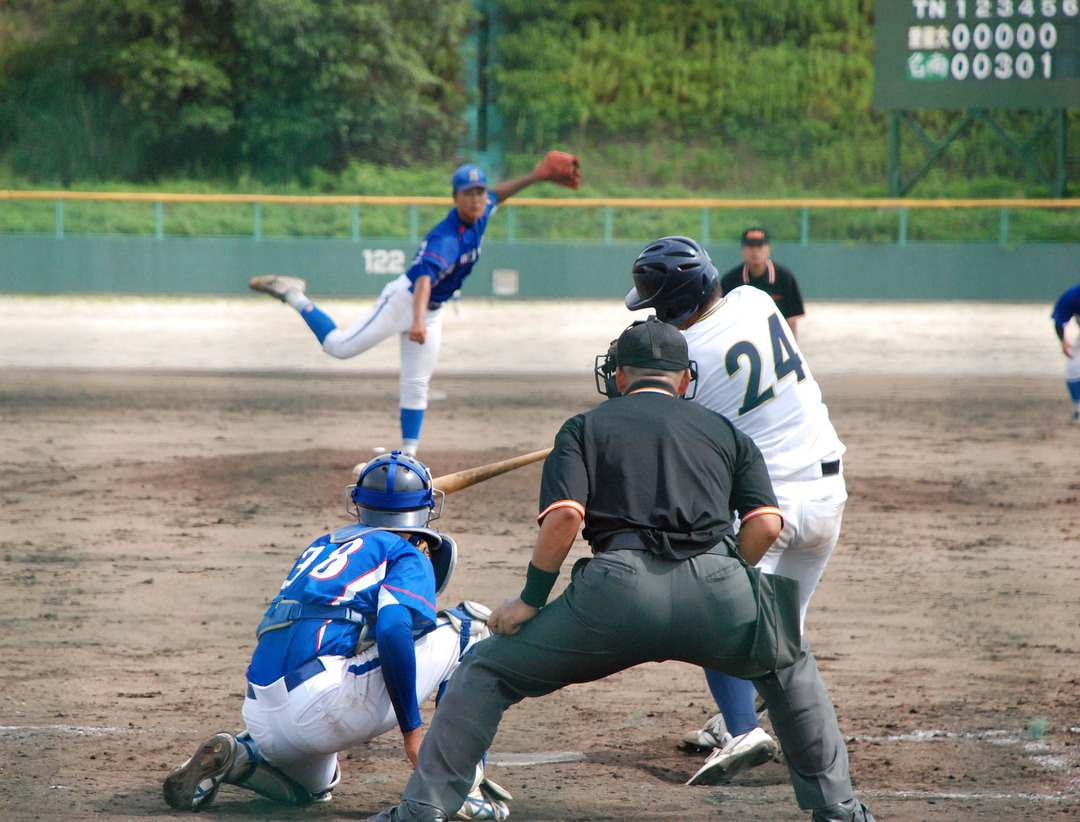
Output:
(369, 319), (875, 822)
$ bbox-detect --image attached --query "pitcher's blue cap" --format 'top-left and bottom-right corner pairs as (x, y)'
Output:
(452, 164), (487, 192)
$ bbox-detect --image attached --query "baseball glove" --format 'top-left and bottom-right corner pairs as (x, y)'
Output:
(534, 150), (581, 189)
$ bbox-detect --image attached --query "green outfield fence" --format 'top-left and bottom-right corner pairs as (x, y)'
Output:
(0, 191), (1077, 301)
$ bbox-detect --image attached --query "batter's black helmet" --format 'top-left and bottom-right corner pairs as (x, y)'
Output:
(625, 236), (718, 326)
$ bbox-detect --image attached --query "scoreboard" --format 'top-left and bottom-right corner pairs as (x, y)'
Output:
(874, 0), (1080, 109)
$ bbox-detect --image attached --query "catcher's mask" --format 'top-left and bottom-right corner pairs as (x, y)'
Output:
(349, 450), (443, 528)
(594, 338), (621, 398)
(595, 318), (698, 399)
(624, 236), (718, 326)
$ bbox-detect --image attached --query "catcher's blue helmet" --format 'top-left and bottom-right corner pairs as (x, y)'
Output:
(624, 236), (718, 326)
(351, 450), (441, 528)
(346, 451), (454, 592)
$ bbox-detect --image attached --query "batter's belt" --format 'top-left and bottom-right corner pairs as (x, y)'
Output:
(780, 458), (842, 482)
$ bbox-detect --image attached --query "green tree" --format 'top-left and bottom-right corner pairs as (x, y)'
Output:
(0, 0), (474, 181)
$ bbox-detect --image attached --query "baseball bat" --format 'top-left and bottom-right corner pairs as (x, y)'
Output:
(431, 447), (552, 495)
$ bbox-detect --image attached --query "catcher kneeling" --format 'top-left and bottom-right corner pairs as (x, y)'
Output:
(163, 451), (511, 821)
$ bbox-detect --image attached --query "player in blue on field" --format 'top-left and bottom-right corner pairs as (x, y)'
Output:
(1051, 281), (1080, 423)
(249, 152), (580, 458)
(163, 450), (512, 820)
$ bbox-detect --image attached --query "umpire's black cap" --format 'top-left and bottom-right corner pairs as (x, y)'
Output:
(616, 318), (690, 372)
(741, 227), (770, 245)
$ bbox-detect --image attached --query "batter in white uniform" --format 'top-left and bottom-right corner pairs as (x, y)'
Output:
(625, 236), (847, 786)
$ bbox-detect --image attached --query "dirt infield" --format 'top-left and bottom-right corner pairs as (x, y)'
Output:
(2, 297), (1079, 821)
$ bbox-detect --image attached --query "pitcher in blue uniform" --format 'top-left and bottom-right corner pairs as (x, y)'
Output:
(249, 152), (580, 457)
(163, 451), (511, 820)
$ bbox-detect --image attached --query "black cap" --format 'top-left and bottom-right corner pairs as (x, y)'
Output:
(616, 318), (690, 371)
(741, 227), (770, 245)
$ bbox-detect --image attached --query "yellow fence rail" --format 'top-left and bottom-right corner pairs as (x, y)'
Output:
(3, 190), (1079, 208)
(1, 190), (1077, 245)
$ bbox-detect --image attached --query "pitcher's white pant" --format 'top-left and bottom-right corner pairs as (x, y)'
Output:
(241, 616), (484, 795)
(757, 472), (847, 631)
(320, 275), (443, 411)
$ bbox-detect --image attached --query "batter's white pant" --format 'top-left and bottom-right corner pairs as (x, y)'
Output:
(241, 615), (485, 795)
(756, 472), (848, 631)
(320, 275), (443, 411)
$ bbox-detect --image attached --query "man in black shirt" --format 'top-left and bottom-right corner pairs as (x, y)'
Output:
(368, 319), (875, 822)
(720, 227), (806, 339)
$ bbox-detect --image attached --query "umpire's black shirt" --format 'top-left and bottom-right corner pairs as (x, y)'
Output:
(720, 261), (805, 320)
(538, 378), (779, 561)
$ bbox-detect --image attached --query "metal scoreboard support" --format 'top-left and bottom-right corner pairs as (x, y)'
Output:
(874, 0), (1079, 196)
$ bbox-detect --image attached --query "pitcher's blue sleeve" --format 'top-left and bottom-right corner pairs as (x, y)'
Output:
(376, 603), (422, 733)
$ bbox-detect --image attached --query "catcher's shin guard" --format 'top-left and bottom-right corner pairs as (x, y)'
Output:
(438, 601), (492, 657)
(230, 759), (337, 806)
(230, 732), (340, 806)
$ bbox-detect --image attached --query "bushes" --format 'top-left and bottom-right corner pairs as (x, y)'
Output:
(0, 0), (1075, 199)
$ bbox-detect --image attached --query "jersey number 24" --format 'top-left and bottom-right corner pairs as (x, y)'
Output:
(724, 313), (806, 416)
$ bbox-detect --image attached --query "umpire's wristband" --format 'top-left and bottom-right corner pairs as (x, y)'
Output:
(520, 562), (559, 609)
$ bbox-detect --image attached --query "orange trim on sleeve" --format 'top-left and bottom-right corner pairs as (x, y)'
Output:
(740, 506), (784, 531)
(537, 499), (586, 524)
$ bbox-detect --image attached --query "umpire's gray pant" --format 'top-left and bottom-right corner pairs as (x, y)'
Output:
(402, 548), (853, 814)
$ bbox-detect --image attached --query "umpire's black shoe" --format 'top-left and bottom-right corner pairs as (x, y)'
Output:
(368, 800), (449, 822)
(811, 798), (877, 822)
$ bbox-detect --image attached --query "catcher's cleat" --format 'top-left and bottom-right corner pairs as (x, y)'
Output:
(455, 776), (512, 821)
(682, 711), (731, 750)
(368, 800), (450, 822)
(811, 798), (877, 822)
(163, 732), (237, 811)
(454, 791), (508, 821)
(685, 727), (777, 786)
(248, 274), (307, 301)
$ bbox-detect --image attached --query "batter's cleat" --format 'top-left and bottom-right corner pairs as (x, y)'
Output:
(248, 274), (307, 301)
(683, 712), (732, 750)
(163, 732), (237, 811)
(810, 798), (877, 822)
(685, 727), (778, 785)
(368, 800), (449, 822)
